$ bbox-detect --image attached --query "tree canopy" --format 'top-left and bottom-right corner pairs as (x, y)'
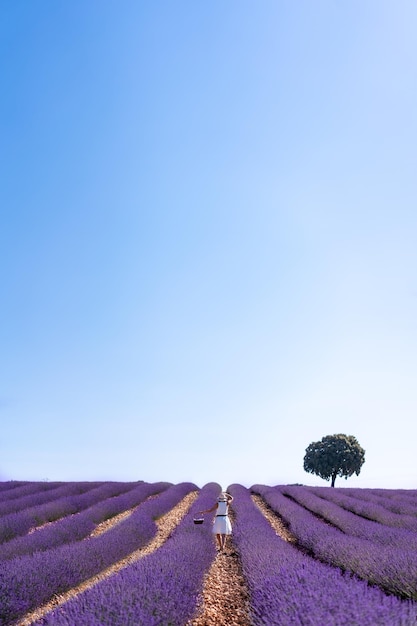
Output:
(303, 434), (365, 487)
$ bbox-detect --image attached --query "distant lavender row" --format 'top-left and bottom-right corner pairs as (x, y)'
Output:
(307, 486), (417, 532)
(364, 489), (417, 502)
(357, 488), (417, 498)
(335, 488), (417, 516)
(253, 485), (417, 600)
(0, 481), (159, 561)
(279, 485), (417, 550)
(0, 482), (69, 512)
(0, 482), (58, 501)
(231, 484), (416, 625)
(35, 483), (220, 626)
(0, 482), (101, 519)
(0, 481), (28, 495)
(0, 482), (196, 626)
(0, 482), (138, 546)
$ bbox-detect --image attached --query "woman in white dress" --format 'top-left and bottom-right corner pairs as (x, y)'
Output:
(200, 491), (233, 550)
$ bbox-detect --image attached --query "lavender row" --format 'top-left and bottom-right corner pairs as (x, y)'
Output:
(0, 482), (102, 520)
(0, 481), (28, 495)
(335, 488), (417, 517)
(0, 481), (158, 561)
(0, 482), (137, 546)
(279, 485), (417, 551)
(307, 486), (417, 532)
(362, 489), (417, 503)
(231, 484), (415, 625)
(0, 482), (68, 512)
(253, 485), (417, 600)
(357, 488), (417, 497)
(0, 482), (59, 502)
(0, 482), (196, 626)
(366, 493), (417, 516)
(314, 487), (417, 516)
(34, 483), (220, 626)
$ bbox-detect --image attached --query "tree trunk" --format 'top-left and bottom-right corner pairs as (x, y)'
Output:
(331, 472), (337, 487)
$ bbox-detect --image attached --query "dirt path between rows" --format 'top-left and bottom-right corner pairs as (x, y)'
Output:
(188, 544), (251, 626)
(188, 495), (296, 625)
(188, 510), (251, 626)
(16, 491), (198, 626)
(251, 494), (297, 543)
(88, 497), (158, 538)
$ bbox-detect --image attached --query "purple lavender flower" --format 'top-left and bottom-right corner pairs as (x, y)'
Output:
(231, 484), (416, 625)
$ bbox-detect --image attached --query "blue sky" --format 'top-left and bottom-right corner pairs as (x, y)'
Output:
(1, 1), (416, 489)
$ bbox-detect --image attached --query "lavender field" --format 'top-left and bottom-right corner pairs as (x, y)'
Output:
(0, 481), (416, 625)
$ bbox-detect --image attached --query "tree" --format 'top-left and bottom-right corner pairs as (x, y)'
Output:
(303, 434), (365, 487)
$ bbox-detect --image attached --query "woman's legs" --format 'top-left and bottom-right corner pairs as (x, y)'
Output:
(216, 534), (228, 550)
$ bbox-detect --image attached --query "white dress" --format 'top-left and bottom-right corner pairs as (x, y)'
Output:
(212, 500), (232, 535)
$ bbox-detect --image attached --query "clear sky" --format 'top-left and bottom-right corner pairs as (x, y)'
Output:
(1, 1), (416, 490)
